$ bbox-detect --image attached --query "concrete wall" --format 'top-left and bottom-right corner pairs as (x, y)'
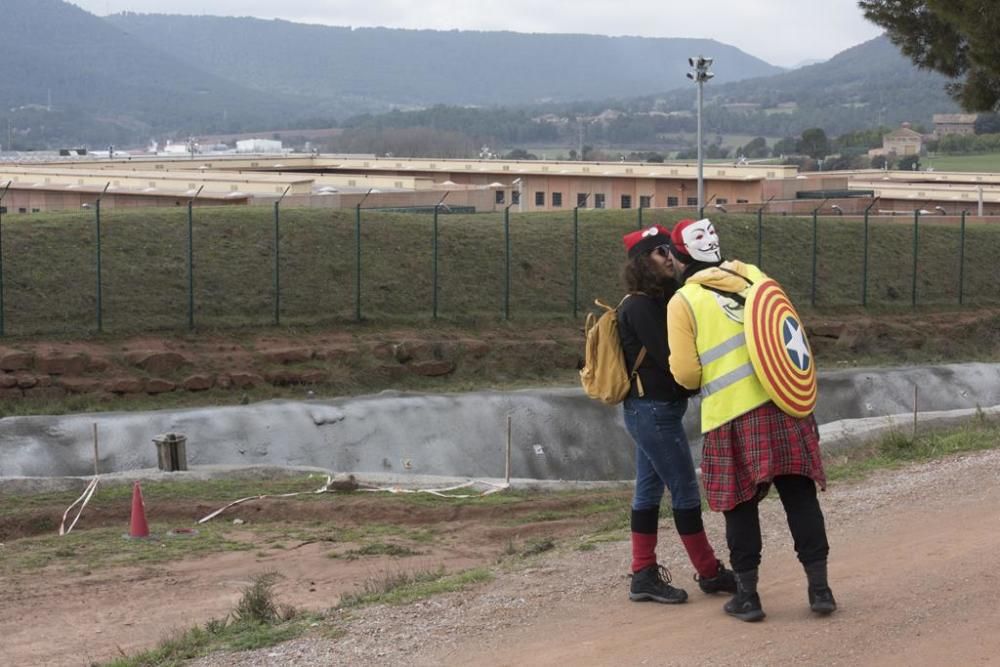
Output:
(2, 362), (998, 481)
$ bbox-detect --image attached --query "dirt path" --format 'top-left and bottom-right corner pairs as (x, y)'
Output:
(190, 449), (1000, 667)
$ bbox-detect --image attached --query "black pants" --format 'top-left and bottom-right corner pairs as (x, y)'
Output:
(723, 475), (830, 573)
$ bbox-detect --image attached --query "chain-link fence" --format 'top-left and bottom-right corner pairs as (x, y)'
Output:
(0, 205), (995, 336)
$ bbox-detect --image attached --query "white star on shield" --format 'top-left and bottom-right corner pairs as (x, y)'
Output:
(783, 317), (810, 371)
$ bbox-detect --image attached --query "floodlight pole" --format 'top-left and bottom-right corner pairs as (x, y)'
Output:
(687, 56), (713, 214)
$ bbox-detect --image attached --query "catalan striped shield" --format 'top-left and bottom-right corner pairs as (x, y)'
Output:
(744, 278), (817, 417)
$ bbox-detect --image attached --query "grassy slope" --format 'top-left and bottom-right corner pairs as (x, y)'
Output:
(1, 207), (998, 336)
(927, 153), (1000, 172)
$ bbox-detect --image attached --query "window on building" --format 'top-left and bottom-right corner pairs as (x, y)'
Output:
(577, 193), (588, 208)
(31, 208), (40, 213)
(639, 196), (652, 209)
(667, 196), (679, 208)
(687, 197), (698, 206)
(594, 193), (606, 209)
(716, 198), (728, 205)
(512, 190), (520, 205)
(18, 208), (26, 214)
(552, 192), (563, 207)
(495, 190), (505, 205)
(737, 199), (749, 204)
(621, 195), (632, 209)
(535, 191), (545, 206)
(0, 207), (6, 214)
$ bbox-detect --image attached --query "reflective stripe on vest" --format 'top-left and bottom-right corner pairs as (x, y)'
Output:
(680, 263), (771, 433)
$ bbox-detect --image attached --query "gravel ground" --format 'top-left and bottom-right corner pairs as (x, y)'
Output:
(192, 448), (1000, 667)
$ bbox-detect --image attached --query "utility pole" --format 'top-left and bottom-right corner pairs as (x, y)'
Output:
(687, 56), (715, 213)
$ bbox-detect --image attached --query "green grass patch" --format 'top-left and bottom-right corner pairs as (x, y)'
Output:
(338, 567), (493, 608)
(0, 523), (252, 575)
(330, 542), (421, 560)
(926, 152), (1000, 172)
(102, 572), (321, 667)
(5, 206), (1000, 338)
(826, 416), (1000, 482)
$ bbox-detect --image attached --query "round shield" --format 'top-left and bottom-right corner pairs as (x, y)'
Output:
(744, 278), (817, 417)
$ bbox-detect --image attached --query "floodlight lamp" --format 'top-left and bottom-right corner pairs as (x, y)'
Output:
(704, 72), (715, 80)
(704, 58), (713, 67)
(688, 57), (696, 67)
(686, 72), (695, 80)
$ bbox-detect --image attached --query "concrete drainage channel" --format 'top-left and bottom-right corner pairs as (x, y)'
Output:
(1, 362), (999, 492)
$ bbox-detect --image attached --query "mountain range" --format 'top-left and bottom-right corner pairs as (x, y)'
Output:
(0, 0), (963, 148)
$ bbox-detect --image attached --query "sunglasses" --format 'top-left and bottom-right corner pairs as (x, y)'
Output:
(653, 245), (672, 258)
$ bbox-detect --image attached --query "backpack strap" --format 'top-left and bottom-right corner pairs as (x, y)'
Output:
(699, 266), (754, 305)
(629, 347), (647, 398)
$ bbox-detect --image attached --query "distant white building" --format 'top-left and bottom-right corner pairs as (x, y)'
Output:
(236, 139), (283, 153)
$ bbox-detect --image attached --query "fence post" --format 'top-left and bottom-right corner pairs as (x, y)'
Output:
(959, 210), (967, 305)
(811, 208), (819, 307)
(432, 205), (439, 319)
(862, 197), (879, 307)
(504, 204), (512, 320)
(355, 189), (373, 322)
(572, 206), (580, 318)
(94, 183), (110, 333)
(273, 187), (290, 326)
(637, 205), (643, 230)
(912, 209), (920, 308)
(756, 207), (763, 268)
(186, 186), (202, 330)
(273, 200), (281, 326)
(0, 181), (9, 336)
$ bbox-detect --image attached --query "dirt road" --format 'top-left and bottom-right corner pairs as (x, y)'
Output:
(3, 449), (999, 666)
(194, 449), (1000, 667)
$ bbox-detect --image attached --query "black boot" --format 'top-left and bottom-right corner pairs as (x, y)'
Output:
(804, 560), (837, 615)
(723, 569), (765, 622)
(695, 560), (738, 595)
(629, 564), (688, 604)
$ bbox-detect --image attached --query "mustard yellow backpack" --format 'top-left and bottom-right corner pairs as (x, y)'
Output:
(579, 295), (646, 404)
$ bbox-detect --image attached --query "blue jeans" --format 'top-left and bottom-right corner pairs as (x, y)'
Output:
(622, 397), (702, 512)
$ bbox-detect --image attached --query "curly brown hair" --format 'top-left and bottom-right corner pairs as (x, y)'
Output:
(622, 253), (674, 298)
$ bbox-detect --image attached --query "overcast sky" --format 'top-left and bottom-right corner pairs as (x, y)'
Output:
(66, 0), (882, 68)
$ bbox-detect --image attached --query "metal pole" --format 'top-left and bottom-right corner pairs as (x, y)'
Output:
(94, 183), (110, 333)
(273, 200), (281, 326)
(0, 181), (9, 336)
(959, 210), (967, 305)
(273, 186), (290, 327)
(432, 191), (449, 320)
(697, 79), (704, 212)
(355, 189), (373, 322)
(862, 197), (879, 307)
(637, 204), (643, 230)
(432, 205), (439, 319)
(186, 185), (203, 330)
(756, 207), (763, 267)
(572, 206), (580, 318)
(912, 209), (919, 308)
(811, 208), (819, 307)
(504, 204), (512, 320)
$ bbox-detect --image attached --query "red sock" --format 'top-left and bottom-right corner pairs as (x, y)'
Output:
(680, 530), (720, 578)
(631, 532), (657, 573)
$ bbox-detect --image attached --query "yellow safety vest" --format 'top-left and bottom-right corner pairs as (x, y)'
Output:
(678, 265), (771, 433)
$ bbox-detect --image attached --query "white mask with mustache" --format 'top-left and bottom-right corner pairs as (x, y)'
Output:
(681, 218), (721, 262)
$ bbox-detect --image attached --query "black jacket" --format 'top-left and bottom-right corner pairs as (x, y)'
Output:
(617, 289), (694, 401)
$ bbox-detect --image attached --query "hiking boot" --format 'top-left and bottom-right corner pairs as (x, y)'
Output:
(695, 560), (738, 595)
(808, 586), (837, 615)
(629, 564), (689, 604)
(804, 560), (837, 615)
(723, 569), (766, 622)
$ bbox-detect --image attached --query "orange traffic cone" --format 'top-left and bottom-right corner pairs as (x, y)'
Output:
(128, 481), (150, 538)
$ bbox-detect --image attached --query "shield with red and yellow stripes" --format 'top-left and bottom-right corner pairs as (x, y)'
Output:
(745, 278), (817, 417)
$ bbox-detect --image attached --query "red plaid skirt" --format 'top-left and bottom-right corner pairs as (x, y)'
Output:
(701, 402), (826, 512)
